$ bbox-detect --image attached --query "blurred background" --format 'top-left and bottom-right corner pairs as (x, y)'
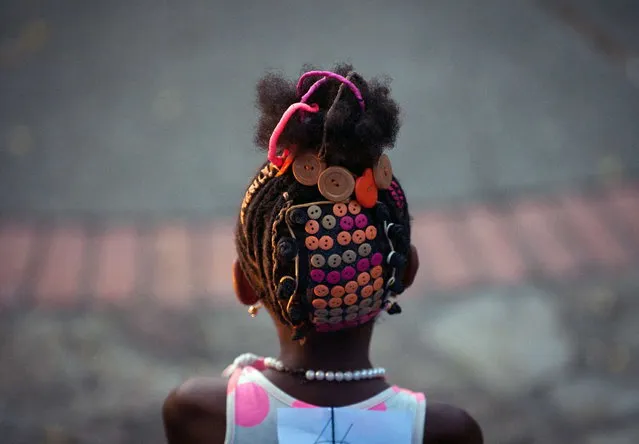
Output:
(1, 0), (639, 442)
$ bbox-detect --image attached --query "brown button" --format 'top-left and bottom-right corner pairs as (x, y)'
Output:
(318, 166), (355, 202)
(293, 153), (325, 186)
(373, 154), (393, 189)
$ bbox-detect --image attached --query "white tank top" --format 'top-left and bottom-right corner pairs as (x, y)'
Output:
(224, 357), (427, 444)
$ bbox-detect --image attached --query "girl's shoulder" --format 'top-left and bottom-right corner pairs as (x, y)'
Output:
(422, 401), (483, 444)
(162, 376), (228, 444)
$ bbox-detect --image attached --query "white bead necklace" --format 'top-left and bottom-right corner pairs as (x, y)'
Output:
(263, 356), (386, 382)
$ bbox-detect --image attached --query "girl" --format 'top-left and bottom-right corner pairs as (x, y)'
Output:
(162, 64), (483, 444)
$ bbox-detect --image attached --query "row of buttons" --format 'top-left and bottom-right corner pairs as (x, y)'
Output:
(313, 302), (384, 324)
(310, 259), (384, 284)
(304, 215), (374, 234)
(311, 287), (385, 309)
(304, 227), (377, 251)
(309, 246), (379, 268)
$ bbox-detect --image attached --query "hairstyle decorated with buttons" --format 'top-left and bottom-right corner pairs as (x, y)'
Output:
(236, 63), (409, 341)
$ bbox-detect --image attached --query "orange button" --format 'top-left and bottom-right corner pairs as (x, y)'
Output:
(348, 200), (361, 215)
(352, 230), (366, 244)
(357, 272), (371, 286)
(361, 285), (374, 298)
(312, 299), (328, 309)
(370, 265), (383, 279)
(305, 236), (319, 250)
(328, 297), (343, 308)
(365, 225), (377, 240)
(337, 231), (352, 246)
(333, 203), (347, 217)
(331, 285), (345, 298)
(355, 168), (378, 209)
(314, 285), (329, 297)
(373, 277), (384, 291)
(344, 294), (358, 305)
(319, 235), (334, 250)
(318, 166), (355, 202)
(345, 281), (358, 293)
(293, 153), (325, 186)
(305, 220), (320, 235)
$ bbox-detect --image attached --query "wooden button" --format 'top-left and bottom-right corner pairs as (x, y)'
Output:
(305, 236), (319, 250)
(319, 235), (334, 250)
(348, 200), (361, 215)
(305, 220), (320, 235)
(355, 168), (378, 209)
(344, 294), (358, 305)
(318, 166), (355, 202)
(373, 154), (393, 189)
(312, 299), (328, 309)
(331, 285), (345, 298)
(328, 298), (343, 308)
(307, 205), (322, 220)
(371, 265), (383, 279)
(293, 154), (325, 186)
(337, 231), (352, 246)
(345, 281), (358, 293)
(314, 285), (329, 297)
(333, 203), (347, 217)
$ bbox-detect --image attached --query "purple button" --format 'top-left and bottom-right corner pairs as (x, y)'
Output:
(371, 252), (384, 266)
(326, 271), (341, 284)
(310, 269), (325, 283)
(355, 214), (368, 229)
(357, 258), (370, 272)
(341, 266), (356, 280)
(340, 216), (354, 231)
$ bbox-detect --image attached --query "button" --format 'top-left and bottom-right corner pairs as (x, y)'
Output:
(345, 312), (358, 321)
(314, 285), (329, 297)
(339, 216), (354, 231)
(322, 215), (337, 230)
(327, 254), (342, 268)
(359, 307), (372, 316)
(370, 265), (383, 279)
(358, 243), (372, 257)
(344, 294), (358, 305)
(337, 231), (352, 246)
(371, 252), (384, 266)
(373, 154), (393, 189)
(352, 230), (366, 244)
(346, 305), (359, 314)
(342, 250), (357, 264)
(329, 308), (343, 317)
(307, 205), (322, 220)
(373, 289), (385, 300)
(365, 225), (377, 240)
(293, 153), (325, 186)
(355, 214), (368, 229)
(305, 220), (320, 235)
(344, 281), (358, 293)
(348, 200), (361, 215)
(357, 258), (371, 272)
(313, 317), (328, 324)
(289, 208), (308, 225)
(305, 236), (319, 250)
(341, 266), (356, 280)
(355, 168), (378, 209)
(372, 300), (383, 310)
(333, 203), (347, 217)
(357, 272), (371, 286)
(312, 299), (328, 309)
(330, 285), (345, 298)
(328, 316), (342, 324)
(373, 277), (385, 291)
(319, 235), (334, 250)
(318, 166), (355, 202)
(310, 254), (326, 268)
(315, 309), (329, 317)
(359, 298), (373, 308)
(326, 271), (341, 285)
(328, 297), (343, 308)
(361, 285), (374, 298)
(310, 269), (325, 283)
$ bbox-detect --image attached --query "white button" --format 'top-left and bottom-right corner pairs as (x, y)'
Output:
(311, 254), (326, 267)
(322, 214), (337, 229)
(327, 254), (342, 268)
(307, 205), (322, 220)
(358, 243), (372, 257)
(329, 308), (343, 317)
(342, 250), (357, 264)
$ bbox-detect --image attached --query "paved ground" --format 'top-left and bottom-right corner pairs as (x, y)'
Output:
(1, 0), (639, 443)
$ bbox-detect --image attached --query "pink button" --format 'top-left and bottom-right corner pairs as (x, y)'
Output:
(340, 216), (354, 231)
(357, 258), (370, 272)
(371, 252), (383, 266)
(341, 266), (356, 280)
(355, 214), (368, 229)
(326, 271), (341, 284)
(310, 269), (325, 283)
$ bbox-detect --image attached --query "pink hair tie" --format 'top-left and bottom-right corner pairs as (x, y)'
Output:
(297, 70), (365, 112)
(268, 102), (320, 168)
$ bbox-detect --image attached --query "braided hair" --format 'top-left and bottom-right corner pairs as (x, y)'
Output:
(236, 63), (411, 341)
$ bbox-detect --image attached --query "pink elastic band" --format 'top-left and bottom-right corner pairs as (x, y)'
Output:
(268, 102), (320, 168)
(296, 71), (365, 111)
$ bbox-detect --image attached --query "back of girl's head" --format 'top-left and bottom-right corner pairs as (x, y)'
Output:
(236, 63), (412, 341)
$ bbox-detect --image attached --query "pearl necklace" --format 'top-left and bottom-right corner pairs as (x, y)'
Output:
(263, 356), (386, 382)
